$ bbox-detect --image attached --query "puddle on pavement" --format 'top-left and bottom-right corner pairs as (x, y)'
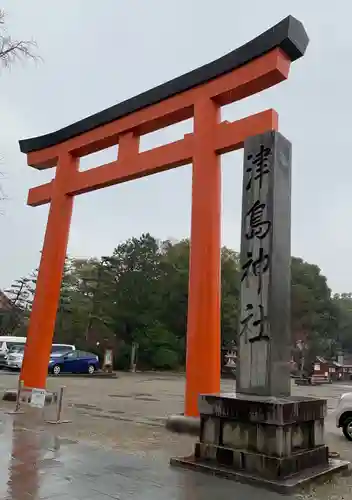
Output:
(108, 393), (160, 401)
(74, 403), (99, 409)
(139, 376), (180, 382)
(85, 413), (134, 422)
(134, 396), (160, 402)
(55, 437), (78, 446)
(109, 394), (130, 398)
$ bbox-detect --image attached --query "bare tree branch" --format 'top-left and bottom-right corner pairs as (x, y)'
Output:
(0, 9), (39, 69)
(0, 10), (39, 214)
(0, 172), (7, 216)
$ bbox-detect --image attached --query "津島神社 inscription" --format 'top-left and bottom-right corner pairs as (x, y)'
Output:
(238, 131), (292, 397)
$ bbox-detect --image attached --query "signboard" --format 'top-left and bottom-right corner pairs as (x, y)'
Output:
(30, 388), (46, 408)
(103, 349), (113, 367)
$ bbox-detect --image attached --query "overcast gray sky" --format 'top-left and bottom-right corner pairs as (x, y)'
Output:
(0, 1), (349, 293)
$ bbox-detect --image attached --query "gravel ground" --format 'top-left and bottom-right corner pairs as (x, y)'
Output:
(0, 371), (352, 498)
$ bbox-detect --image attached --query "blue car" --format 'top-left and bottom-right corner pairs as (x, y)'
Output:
(48, 350), (99, 375)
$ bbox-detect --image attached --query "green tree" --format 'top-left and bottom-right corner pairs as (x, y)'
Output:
(221, 247), (240, 346)
(54, 257), (104, 347)
(332, 293), (352, 353)
(158, 241), (241, 349)
(158, 239), (189, 354)
(99, 234), (164, 342)
(291, 257), (339, 365)
(1, 275), (35, 334)
(132, 321), (180, 370)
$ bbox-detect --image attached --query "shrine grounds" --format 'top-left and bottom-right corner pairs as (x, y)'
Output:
(0, 371), (352, 499)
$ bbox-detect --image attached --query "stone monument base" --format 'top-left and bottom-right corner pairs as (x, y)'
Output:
(170, 393), (349, 494)
(170, 454), (348, 494)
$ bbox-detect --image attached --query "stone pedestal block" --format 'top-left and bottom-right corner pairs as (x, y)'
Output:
(197, 393), (329, 477)
(170, 393), (349, 493)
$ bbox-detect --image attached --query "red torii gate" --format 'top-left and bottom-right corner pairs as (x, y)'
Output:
(19, 16), (308, 417)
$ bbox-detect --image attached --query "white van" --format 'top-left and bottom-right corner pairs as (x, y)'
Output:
(0, 336), (27, 368)
(0, 336), (27, 353)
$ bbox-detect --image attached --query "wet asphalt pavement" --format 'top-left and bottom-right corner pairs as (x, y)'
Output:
(1, 373), (352, 498)
(0, 412), (292, 500)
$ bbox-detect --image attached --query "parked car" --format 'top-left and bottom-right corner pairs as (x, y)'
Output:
(6, 343), (76, 371)
(48, 350), (99, 375)
(6, 345), (26, 370)
(335, 392), (352, 440)
(48, 344), (76, 357)
(0, 336), (27, 368)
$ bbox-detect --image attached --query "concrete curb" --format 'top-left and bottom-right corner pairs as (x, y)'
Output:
(165, 414), (200, 436)
(48, 372), (118, 379)
(0, 369), (118, 379)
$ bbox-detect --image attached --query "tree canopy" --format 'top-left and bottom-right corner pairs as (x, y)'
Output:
(2, 233), (351, 370)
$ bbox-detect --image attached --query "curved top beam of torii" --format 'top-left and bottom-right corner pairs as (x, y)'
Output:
(19, 15), (308, 156)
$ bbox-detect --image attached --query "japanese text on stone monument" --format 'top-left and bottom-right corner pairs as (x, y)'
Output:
(240, 144), (272, 344)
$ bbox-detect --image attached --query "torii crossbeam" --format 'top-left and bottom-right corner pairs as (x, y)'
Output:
(19, 16), (308, 417)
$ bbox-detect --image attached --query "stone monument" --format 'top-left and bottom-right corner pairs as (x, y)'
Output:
(171, 131), (349, 493)
(238, 131), (291, 397)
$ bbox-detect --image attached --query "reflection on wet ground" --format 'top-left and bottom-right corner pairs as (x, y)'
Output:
(0, 412), (290, 500)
